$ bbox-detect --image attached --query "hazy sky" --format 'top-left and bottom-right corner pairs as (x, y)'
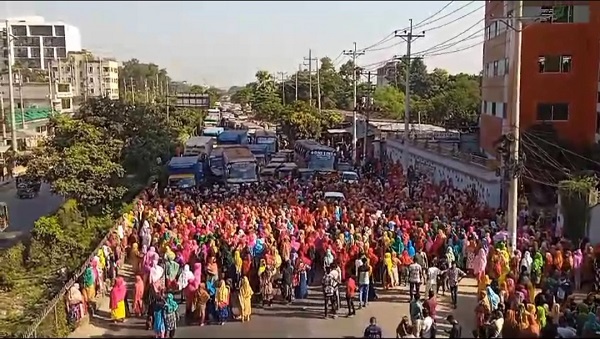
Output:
(3, 1), (485, 88)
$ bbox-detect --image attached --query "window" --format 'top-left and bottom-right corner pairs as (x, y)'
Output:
(561, 56), (572, 72)
(538, 55), (561, 73)
(61, 98), (71, 109)
(88, 66), (93, 73)
(491, 102), (497, 116)
(493, 61), (499, 76)
(492, 21), (498, 37)
(90, 88), (95, 94)
(541, 5), (574, 23)
(485, 26), (491, 40)
(89, 77), (94, 83)
(536, 103), (569, 121)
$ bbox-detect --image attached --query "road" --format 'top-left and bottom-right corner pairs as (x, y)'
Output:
(74, 274), (479, 338)
(0, 182), (64, 248)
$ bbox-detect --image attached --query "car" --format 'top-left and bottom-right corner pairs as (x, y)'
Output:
(324, 191), (345, 202)
(341, 171), (360, 184)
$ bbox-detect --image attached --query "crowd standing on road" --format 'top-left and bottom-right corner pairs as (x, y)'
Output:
(62, 153), (600, 339)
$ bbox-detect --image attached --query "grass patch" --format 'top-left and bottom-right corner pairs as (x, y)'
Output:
(0, 179), (146, 337)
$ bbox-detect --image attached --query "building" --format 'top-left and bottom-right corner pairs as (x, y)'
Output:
(1, 16), (82, 71)
(50, 51), (120, 100)
(376, 61), (397, 87)
(479, 2), (599, 156)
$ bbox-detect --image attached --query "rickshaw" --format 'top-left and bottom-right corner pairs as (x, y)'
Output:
(0, 202), (8, 232)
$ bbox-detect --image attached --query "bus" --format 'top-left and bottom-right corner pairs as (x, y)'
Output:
(222, 146), (258, 184)
(202, 126), (224, 139)
(217, 130), (249, 145)
(183, 136), (214, 157)
(254, 129), (278, 154)
(294, 139), (336, 172)
(205, 108), (221, 127)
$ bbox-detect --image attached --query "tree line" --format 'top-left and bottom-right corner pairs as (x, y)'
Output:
(229, 57), (482, 131)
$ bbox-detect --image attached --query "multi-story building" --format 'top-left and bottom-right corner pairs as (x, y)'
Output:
(50, 51), (120, 100)
(480, 1), (599, 156)
(1, 16), (82, 71)
(376, 61), (397, 87)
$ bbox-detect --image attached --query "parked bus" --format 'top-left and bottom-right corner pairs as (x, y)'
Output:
(217, 130), (249, 145)
(183, 136), (214, 157)
(222, 146), (258, 184)
(294, 139), (336, 171)
(205, 109), (221, 127)
(254, 129), (278, 154)
(202, 126), (224, 139)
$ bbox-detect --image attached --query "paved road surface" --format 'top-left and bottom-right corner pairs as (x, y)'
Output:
(72, 268), (479, 338)
(0, 182), (64, 248)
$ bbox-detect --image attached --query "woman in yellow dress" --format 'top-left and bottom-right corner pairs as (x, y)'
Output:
(239, 276), (254, 322)
(109, 276), (127, 322)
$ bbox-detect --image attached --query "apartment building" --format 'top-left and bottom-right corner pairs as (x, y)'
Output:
(480, 1), (600, 156)
(376, 61), (397, 87)
(50, 51), (120, 100)
(1, 16), (82, 71)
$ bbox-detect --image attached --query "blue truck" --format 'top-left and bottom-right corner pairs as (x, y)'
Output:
(247, 144), (269, 166)
(167, 156), (204, 189)
(217, 130), (249, 145)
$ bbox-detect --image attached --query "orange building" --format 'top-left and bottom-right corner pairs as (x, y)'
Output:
(480, 1), (600, 156)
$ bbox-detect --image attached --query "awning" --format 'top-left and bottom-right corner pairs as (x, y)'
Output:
(0, 145), (10, 153)
(327, 129), (348, 134)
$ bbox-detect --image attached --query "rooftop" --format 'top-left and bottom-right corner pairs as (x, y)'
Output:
(6, 107), (52, 123)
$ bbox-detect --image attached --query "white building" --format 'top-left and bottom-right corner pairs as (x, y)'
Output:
(1, 16), (82, 71)
(50, 51), (120, 100)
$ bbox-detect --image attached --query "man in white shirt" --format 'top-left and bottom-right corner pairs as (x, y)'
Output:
(425, 265), (441, 298)
(407, 262), (423, 300)
(421, 308), (434, 338)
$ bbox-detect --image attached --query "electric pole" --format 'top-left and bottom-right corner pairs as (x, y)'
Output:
(395, 19), (425, 173)
(295, 64), (301, 101)
(303, 50), (317, 107)
(362, 71), (375, 160)
(0, 92), (6, 140)
(506, 0), (524, 252)
(316, 58), (322, 113)
(144, 78), (149, 103)
(343, 42), (365, 164)
(5, 20), (17, 153)
(18, 70), (24, 129)
(130, 77), (135, 103)
(277, 71), (287, 105)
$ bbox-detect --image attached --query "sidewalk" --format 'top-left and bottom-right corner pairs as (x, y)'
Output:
(68, 264), (135, 338)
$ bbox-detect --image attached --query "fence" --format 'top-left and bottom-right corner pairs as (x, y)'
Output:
(20, 214), (127, 338)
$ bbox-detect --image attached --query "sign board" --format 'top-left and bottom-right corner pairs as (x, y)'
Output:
(173, 93), (210, 108)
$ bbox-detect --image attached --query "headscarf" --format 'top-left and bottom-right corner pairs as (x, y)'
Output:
(240, 276), (253, 299)
(521, 251), (533, 273)
(67, 283), (83, 305)
(536, 305), (547, 328)
(584, 313), (600, 333)
(165, 293), (179, 313)
(234, 250), (243, 272)
(109, 276), (127, 310)
(258, 259), (267, 276)
(149, 259), (164, 284)
(216, 280), (230, 305)
(324, 248), (334, 267)
(178, 264), (194, 290)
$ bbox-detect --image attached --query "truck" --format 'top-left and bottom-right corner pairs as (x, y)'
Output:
(247, 144), (269, 167)
(183, 136), (214, 158)
(167, 156), (204, 189)
(222, 146), (258, 184)
(202, 126), (224, 139)
(204, 108), (221, 127)
(254, 129), (278, 154)
(217, 130), (249, 145)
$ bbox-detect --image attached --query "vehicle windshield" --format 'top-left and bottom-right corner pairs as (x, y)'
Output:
(342, 172), (359, 181)
(308, 151), (335, 171)
(169, 177), (196, 189)
(300, 171), (314, 180)
(228, 162), (258, 182)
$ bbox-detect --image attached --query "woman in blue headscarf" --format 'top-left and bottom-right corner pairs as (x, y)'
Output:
(164, 293), (179, 337)
(407, 240), (416, 258)
(583, 312), (600, 336)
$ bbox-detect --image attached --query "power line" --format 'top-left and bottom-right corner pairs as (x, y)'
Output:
(412, 1), (476, 30)
(417, 4), (484, 33)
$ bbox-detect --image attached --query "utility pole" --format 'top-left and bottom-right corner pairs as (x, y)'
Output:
(362, 71), (375, 160)
(507, 0), (524, 252)
(165, 80), (170, 124)
(316, 58), (322, 113)
(277, 71), (287, 105)
(395, 19), (425, 173)
(155, 73), (159, 102)
(18, 70), (24, 129)
(295, 64), (301, 101)
(5, 20), (17, 153)
(0, 92), (6, 141)
(303, 50), (317, 107)
(343, 42), (365, 164)
(48, 61), (54, 114)
(130, 77), (135, 103)
(144, 78), (149, 103)
(99, 57), (104, 97)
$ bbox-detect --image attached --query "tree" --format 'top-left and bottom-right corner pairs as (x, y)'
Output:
(231, 85), (254, 107)
(372, 85), (405, 119)
(119, 58), (170, 101)
(27, 115), (126, 209)
(426, 73), (480, 127)
(251, 70), (284, 121)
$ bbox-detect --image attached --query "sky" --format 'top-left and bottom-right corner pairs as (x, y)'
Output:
(2, 1), (485, 89)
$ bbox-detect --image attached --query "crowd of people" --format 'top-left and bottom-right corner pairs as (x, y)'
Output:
(62, 154), (600, 338)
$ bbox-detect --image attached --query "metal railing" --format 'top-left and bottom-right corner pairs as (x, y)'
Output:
(20, 213), (128, 338)
(387, 135), (499, 171)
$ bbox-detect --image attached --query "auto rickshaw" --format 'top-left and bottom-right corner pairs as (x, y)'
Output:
(0, 202), (8, 232)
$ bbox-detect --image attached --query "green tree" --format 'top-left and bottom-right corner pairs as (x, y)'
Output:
(251, 70), (283, 121)
(427, 73), (480, 127)
(27, 115), (126, 209)
(119, 58), (169, 94)
(231, 84), (254, 107)
(373, 85), (405, 119)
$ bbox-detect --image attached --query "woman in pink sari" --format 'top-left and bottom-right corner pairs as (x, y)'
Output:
(473, 248), (487, 279)
(110, 276), (127, 322)
(133, 275), (145, 317)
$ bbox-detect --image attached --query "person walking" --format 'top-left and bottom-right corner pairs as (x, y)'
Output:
(358, 257), (371, 308)
(445, 315), (462, 339)
(444, 262), (466, 309)
(322, 266), (338, 318)
(346, 275), (357, 317)
(408, 260), (423, 300)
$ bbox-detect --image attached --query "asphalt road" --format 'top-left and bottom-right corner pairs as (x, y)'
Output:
(75, 275), (479, 338)
(0, 182), (64, 248)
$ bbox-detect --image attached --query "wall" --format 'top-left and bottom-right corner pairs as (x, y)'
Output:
(385, 139), (502, 208)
